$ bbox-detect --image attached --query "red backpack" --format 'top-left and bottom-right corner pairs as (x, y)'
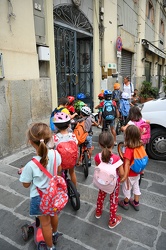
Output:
(32, 151), (68, 216)
(54, 133), (78, 169)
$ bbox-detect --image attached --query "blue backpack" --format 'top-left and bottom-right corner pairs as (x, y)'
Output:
(119, 99), (130, 117)
(102, 100), (116, 121)
(130, 146), (148, 173)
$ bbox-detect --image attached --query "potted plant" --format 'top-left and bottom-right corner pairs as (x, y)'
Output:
(139, 81), (159, 103)
(162, 76), (166, 96)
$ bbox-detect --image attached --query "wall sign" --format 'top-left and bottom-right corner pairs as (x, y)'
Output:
(116, 37), (122, 51)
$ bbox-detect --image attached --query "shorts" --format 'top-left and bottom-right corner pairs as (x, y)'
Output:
(30, 195), (42, 216)
(122, 175), (141, 199)
(86, 135), (92, 148)
(103, 119), (115, 129)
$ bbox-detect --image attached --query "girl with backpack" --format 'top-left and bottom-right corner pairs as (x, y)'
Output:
(51, 112), (78, 187)
(94, 130), (124, 229)
(19, 123), (63, 250)
(119, 125), (148, 211)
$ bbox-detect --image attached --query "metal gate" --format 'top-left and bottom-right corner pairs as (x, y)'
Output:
(121, 50), (132, 80)
(54, 25), (93, 108)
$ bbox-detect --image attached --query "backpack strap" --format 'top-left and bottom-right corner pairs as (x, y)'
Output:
(32, 150), (56, 178)
(98, 153), (123, 168)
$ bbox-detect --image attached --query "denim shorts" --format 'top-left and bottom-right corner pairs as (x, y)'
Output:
(30, 195), (42, 216)
(86, 135), (92, 148)
(103, 119), (115, 129)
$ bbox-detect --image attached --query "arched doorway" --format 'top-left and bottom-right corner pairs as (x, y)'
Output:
(53, 5), (93, 108)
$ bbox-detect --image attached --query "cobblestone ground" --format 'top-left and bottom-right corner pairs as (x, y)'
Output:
(0, 127), (166, 250)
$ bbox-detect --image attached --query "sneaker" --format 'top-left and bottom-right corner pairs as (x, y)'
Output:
(114, 141), (117, 146)
(108, 215), (122, 229)
(118, 199), (129, 210)
(95, 211), (102, 219)
(47, 246), (56, 250)
(52, 232), (63, 245)
(98, 125), (102, 129)
(129, 198), (140, 211)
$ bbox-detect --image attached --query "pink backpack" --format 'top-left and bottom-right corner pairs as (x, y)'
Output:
(93, 153), (123, 194)
(55, 133), (78, 169)
(134, 119), (151, 144)
(32, 152), (68, 216)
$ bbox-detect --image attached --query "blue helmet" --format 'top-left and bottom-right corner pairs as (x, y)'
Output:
(104, 90), (112, 100)
(77, 93), (86, 100)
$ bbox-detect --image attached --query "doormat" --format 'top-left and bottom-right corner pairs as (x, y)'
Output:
(10, 153), (35, 168)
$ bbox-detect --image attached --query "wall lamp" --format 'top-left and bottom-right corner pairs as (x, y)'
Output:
(118, 24), (123, 27)
(141, 57), (146, 62)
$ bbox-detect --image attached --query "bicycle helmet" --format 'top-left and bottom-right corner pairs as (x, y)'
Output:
(80, 106), (91, 116)
(121, 92), (129, 99)
(77, 93), (86, 100)
(114, 83), (120, 90)
(104, 90), (112, 100)
(67, 96), (75, 104)
(53, 112), (70, 123)
(98, 92), (104, 99)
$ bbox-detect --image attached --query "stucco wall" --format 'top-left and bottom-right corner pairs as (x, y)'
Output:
(0, 78), (51, 158)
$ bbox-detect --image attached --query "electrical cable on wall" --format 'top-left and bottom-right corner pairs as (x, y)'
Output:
(7, 0), (16, 32)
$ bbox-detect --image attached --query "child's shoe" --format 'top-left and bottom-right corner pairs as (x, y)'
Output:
(108, 215), (122, 229)
(95, 211), (102, 219)
(118, 199), (129, 210)
(129, 198), (139, 211)
(52, 232), (63, 245)
(47, 246), (56, 250)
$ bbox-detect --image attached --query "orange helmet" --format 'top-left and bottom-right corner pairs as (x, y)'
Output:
(114, 83), (120, 90)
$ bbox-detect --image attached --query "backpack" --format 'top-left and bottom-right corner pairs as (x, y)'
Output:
(73, 119), (88, 145)
(119, 99), (130, 117)
(112, 90), (122, 102)
(55, 133), (78, 169)
(102, 100), (116, 121)
(32, 153), (68, 216)
(133, 120), (151, 144)
(130, 146), (148, 174)
(93, 153), (123, 194)
(50, 107), (64, 132)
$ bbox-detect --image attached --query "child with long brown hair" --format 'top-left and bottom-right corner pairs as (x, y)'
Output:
(119, 125), (145, 211)
(94, 130), (124, 229)
(19, 123), (62, 250)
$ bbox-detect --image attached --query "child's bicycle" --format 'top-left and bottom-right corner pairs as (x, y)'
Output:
(62, 169), (80, 211)
(117, 141), (143, 185)
(116, 115), (128, 135)
(78, 140), (91, 178)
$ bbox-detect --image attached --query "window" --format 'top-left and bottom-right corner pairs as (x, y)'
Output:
(160, 19), (164, 36)
(146, 0), (154, 24)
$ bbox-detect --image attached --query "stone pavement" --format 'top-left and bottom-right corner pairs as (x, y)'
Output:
(0, 127), (166, 250)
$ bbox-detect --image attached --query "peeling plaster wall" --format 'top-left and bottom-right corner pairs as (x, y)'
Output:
(0, 79), (51, 158)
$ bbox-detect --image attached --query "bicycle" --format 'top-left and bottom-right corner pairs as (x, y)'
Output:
(117, 141), (143, 186)
(61, 169), (80, 211)
(78, 140), (91, 178)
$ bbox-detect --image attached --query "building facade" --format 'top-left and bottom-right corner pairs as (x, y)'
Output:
(0, 0), (165, 156)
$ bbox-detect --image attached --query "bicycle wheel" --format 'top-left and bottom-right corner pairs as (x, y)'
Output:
(117, 141), (125, 160)
(21, 225), (29, 241)
(67, 179), (80, 211)
(116, 119), (122, 135)
(82, 151), (89, 178)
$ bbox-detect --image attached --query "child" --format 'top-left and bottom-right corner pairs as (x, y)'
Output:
(50, 97), (77, 132)
(94, 130), (124, 228)
(131, 89), (140, 105)
(52, 112), (78, 186)
(66, 95), (76, 115)
(102, 90), (119, 145)
(79, 106), (98, 161)
(121, 106), (150, 135)
(74, 93), (87, 115)
(119, 92), (131, 122)
(119, 125), (145, 211)
(95, 92), (104, 128)
(112, 82), (122, 109)
(19, 123), (62, 250)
